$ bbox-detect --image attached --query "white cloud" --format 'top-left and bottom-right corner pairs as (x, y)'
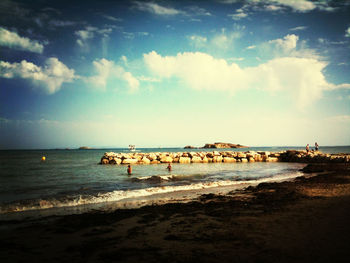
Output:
(217, 0), (241, 3)
(143, 51), (350, 109)
(345, 27), (350, 38)
(246, 45), (256, 50)
(228, 11), (248, 20)
(265, 4), (283, 11)
(269, 34), (299, 53)
(228, 57), (245, 62)
(87, 58), (139, 92)
(133, 1), (182, 16)
(211, 27), (243, 50)
(138, 76), (160, 82)
(219, 0), (337, 13)
(49, 20), (77, 27)
(265, 34), (320, 60)
(270, 0), (316, 12)
(188, 35), (207, 48)
(290, 26), (307, 31)
(228, 5), (250, 21)
(327, 83), (350, 90)
(0, 27), (44, 53)
(75, 27), (96, 48)
(186, 6), (212, 16)
(246, 57), (328, 108)
(75, 26), (114, 49)
(0, 58), (75, 94)
(101, 14), (122, 22)
(325, 115), (350, 123)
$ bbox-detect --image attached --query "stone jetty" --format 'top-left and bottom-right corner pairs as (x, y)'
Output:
(100, 150), (350, 165)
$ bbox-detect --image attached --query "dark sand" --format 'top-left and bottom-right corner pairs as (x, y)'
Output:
(1, 163), (350, 263)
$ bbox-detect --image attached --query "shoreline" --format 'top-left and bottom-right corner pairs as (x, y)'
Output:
(1, 163), (350, 262)
(0, 163), (305, 219)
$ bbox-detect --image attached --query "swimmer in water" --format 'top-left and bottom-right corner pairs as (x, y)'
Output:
(167, 163), (172, 172)
(127, 164), (132, 175)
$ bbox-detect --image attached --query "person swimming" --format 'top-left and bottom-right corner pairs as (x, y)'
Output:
(127, 164), (132, 175)
(167, 163), (172, 172)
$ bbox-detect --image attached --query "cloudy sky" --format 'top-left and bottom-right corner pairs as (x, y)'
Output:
(0, 0), (350, 149)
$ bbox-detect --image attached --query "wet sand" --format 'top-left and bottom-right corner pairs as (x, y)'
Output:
(1, 163), (350, 263)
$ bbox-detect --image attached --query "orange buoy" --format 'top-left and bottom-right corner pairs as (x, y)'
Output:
(41, 156), (46, 161)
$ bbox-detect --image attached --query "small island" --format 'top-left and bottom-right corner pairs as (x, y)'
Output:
(184, 142), (248, 149)
(202, 142), (248, 149)
(78, 146), (93, 150)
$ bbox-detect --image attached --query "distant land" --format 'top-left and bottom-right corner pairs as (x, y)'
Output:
(184, 142), (249, 149)
(79, 146), (93, 150)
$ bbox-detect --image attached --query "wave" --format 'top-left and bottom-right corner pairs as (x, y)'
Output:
(131, 174), (204, 183)
(0, 171), (303, 214)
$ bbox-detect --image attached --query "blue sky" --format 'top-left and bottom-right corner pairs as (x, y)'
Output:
(0, 0), (350, 149)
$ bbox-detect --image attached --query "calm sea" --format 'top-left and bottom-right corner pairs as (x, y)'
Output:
(0, 146), (349, 219)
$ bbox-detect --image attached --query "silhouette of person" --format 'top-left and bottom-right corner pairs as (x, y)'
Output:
(306, 144), (310, 153)
(315, 142), (319, 151)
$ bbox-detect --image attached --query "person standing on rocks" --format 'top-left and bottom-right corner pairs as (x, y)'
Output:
(306, 144), (310, 153)
(315, 142), (319, 151)
(127, 164), (132, 175)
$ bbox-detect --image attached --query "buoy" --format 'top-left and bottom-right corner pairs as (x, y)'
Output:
(41, 156), (46, 161)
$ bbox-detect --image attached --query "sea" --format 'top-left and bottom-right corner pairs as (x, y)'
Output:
(0, 146), (349, 220)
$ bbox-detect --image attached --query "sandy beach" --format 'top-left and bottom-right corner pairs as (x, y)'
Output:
(1, 163), (350, 263)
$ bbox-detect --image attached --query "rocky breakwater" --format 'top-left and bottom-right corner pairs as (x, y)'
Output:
(100, 150), (350, 165)
(279, 150), (350, 163)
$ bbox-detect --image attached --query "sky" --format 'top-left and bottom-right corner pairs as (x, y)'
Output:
(0, 0), (350, 149)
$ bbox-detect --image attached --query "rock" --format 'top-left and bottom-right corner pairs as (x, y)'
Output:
(122, 158), (138, 165)
(212, 156), (223, 163)
(179, 157), (191, 164)
(148, 153), (157, 161)
(206, 152), (214, 158)
(223, 157), (236, 163)
(265, 157), (278, 162)
(191, 156), (202, 163)
(114, 158), (122, 165)
(188, 152), (198, 158)
(100, 151), (350, 166)
(237, 152), (246, 158)
(141, 157), (151, 164)
(122, 154), (132, 160)
(104, 152), (117, 157)
(254, 154), (263, 162)
(160, 156), (173, 163)
(101, 158), (109, 164)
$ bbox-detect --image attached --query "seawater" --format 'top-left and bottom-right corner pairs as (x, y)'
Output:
(0, 146), (349, 218)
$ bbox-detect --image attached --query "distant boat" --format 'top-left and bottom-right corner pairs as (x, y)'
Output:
(129, 145), (136, 151)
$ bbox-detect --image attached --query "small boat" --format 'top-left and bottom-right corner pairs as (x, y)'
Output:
(128, 145), (136, 151)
